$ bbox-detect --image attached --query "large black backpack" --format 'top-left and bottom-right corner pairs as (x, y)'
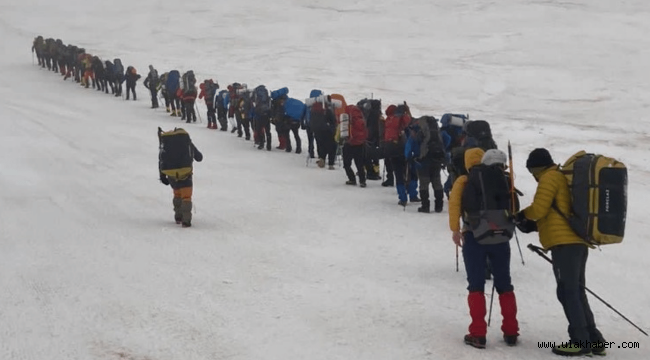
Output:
(464, 120), (497, 150)
(462, 164), (516, 244)
(158, 128), (194, 181)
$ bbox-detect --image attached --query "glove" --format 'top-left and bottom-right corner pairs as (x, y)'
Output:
(516, 218), (538, 233)
(513, 211), (527, 225)
(159, 173), (169, 186)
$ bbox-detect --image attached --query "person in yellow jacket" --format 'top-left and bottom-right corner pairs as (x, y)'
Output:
(514, 148), (605, 357)
(449, 148), (520, 349)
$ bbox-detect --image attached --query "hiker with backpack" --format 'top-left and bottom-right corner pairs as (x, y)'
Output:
(143, 65), (160, 109)
(252, 85), (273, 151)
(340, 105), (368, 187)
(112, 58), (125, 97)
(307, 95), (338, 169)
(404, 116), (446, 213)
(449, 148), (520, 349)
(513, 148), (607, 356)
(440, 114), (468, 197)
(199, 79), (219, 129)
(357, 99), (383, 181)
(383, 103), (419, 206)
(303, 90), (324, 159)
(179, 71), (198, 123)
(124, 66), (141, 101)
(158, 127), (203, 228)
(216, 89), (229, 131)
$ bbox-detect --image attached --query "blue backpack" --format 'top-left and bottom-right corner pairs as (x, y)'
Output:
(271, 87), (289, 100)
(440, 113), (468, 150)
(167, 70), (180, 95)
(284, 98), (306, 122)
(216, 90), (229, 109)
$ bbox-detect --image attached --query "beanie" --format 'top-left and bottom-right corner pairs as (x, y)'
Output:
(526, 148), (554, 168)
(482, 149), (507, 166)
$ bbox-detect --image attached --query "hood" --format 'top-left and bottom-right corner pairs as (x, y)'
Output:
(385, 105), (397, 117)
(464, 148), (486, 172)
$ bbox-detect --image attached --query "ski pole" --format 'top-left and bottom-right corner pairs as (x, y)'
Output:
(487, 284), (495, 326)
(508, 141), (525, 265)
(527, 244), (649, 337)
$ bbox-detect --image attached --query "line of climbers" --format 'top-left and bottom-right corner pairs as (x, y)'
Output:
(33, 36), (630, 357)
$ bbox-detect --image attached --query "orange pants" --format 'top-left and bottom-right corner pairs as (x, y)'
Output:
(173, 186), (193, 200)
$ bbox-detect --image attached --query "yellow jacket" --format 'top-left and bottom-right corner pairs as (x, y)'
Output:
(448, 148), (485, 232)
(522, 166), (586, 250)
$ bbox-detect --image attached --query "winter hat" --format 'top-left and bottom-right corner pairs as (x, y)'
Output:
(526, 148), (554, 169)
(482, 149), (507, 166)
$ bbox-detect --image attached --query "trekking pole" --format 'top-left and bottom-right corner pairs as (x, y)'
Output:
(527, 244), (649, 337)
(455, 245), (459, 272)
(508, 140), (525, 265)
(487, 284), (495, 326)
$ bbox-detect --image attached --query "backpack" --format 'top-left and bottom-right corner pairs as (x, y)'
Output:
(464, 120), (497, 150)
(345, 105), (368, 146)
(166, 70), (180, 95)
(303, 89), (324, 127)
(253, 85), (270, 112)
(416, 116), (445, 161)
(283, 98), (306, 122)
(451, 147), (469, 177)
(216, 90), (229, 109)
(440, 113), (468, 150)
(553, 151), (627, 246)
(182, 71), (196, 92)
(158, 128), (194, 181)
(462, 164), (516, 244)
(271, 87), (289, 100)
(113, 58), (124, 76)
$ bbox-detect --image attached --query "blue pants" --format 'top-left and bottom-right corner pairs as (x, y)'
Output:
(462, 232), (513, 294)
(392, 156), (418, 202)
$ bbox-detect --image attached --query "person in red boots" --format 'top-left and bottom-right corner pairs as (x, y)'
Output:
(448, 148), (520, 349)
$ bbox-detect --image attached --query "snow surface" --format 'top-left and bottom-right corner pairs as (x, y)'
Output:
(1, 0), (649, 359)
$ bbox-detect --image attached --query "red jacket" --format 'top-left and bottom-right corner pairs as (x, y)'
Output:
(346, 105), (367, 146)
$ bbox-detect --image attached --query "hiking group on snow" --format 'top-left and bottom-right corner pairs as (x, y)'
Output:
(32, 35), (635, 357)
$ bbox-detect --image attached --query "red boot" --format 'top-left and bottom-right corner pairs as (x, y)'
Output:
(499, 291), (519, 345)
(465, 291), (487, 348)
(276, 135), (286, 150)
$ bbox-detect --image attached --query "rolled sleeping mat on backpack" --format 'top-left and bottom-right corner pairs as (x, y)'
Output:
(304, 95), (343, 109)
(236, 88), (251, 95)
(449, 115), (467, 127)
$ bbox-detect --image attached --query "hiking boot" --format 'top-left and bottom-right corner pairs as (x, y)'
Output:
(181, 222), (191, 228)
(410, 196), (421, 203)
(381, 179), (394, 187)
(245, 135), (250, 140)
(398, 200), (407, 206)
(359, 182), (367, 188)
(591, 341), (607, 356)
(231, 128), (237, 133)
(503, 335), (518, 346)
(367, 173), (382, 181)
(346, 180), (357, 186)
(295, 148), (302, 154)
(257, 143), (264, 150)
(309, 152), (315, 159)
(418, 205), (430, 213)
(316, 158), (325, 168)
(464, 334), (486, 349)
(328, 165), (335, 170)
(552, 342), (592, 357)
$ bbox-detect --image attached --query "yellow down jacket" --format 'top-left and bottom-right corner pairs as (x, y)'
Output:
(522, 166), (586, 250)
(448, 148), (485, 232)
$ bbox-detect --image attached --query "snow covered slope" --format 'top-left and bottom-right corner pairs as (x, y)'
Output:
(1, 0), (648, 359)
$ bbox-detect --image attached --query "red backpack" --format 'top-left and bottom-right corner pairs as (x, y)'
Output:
(346, 105), (367, 146)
